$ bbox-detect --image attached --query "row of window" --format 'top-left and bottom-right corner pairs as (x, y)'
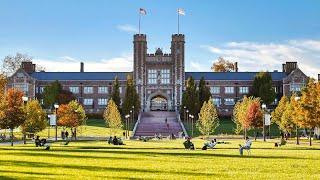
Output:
(212, 98), (235, 106)
(147, 69), (171, 85)
(83, 98), (108, 106)
(36, 86), (123, 94)
(210, 86), (249, 94)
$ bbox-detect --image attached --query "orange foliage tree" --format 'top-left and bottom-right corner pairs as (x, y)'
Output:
(57, 100), (86, 140)
(0, 88), (26, 146)
(246, 101), (263, 139)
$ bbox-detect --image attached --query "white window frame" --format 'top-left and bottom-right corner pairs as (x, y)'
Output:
(224, 87), (234, 94)
(212, 97), (222, 107)
(160, 69), (170, 84)
(83, 98), (94, 105)
(98, 86), (108, 94)
(84, 87), (93, 94)
(224, 98), (235, 105)
(210, 87), (220, 94)
(148, 69), (157, 84)
(98, 98), (108, 106)
(13, 83), (28, 94)
(69, 86), (79, 94)
(239, 87), (249, 94)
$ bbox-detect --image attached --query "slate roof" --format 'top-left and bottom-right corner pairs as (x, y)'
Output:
(186, 72), (287, 81)
(30, 72), (131, 81)
(30, 71), (287, 81)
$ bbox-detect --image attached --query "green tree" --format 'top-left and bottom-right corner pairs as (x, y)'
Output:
(196, 99), (219, 138)
(43, 80), (62, 109)
(0, 88), (26, 146)
(122, 75), (140, 118)
(198, 77), (211, 109)
(251, 72), (275, 105)
(21, 100), (47, 135)
(104, 98), (123, 135)
(111, 77), (121, 108)
(181, 76), (200, 117)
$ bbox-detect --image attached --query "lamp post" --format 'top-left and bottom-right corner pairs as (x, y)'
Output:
(22, 96), (28, 144)
(189, 114), (194, 137)
(295, 96), (301, 145)
(262, 103), (267, 142)
(186, 109), (189, 126)
(183, 106), (186, 122)
(125, 114), (130, 139)
(54, 103), (59, 141)
(130, 109), (133, 136)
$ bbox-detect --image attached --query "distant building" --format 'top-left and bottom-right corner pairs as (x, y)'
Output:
(7, 34), (308, 116)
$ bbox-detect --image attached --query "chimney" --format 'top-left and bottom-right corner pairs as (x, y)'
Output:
(282, 64), (286, 72)
(21, 61), (36, 74)
(80, 62), (84, 72)
(234, 62), (238, 72)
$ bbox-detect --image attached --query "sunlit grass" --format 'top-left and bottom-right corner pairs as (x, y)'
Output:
(0, 138), (319, 179)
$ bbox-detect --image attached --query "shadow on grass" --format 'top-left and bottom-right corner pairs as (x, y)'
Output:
(0, 159), (219, 177)
(0, 146), (314, 160)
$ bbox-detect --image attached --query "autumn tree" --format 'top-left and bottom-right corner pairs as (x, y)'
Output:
(104, 99), (123, 135)
(233, 96), (261, 138)
(197, 99), (219, 138)
(251, 72), (276, 105)
(294, 79), (320, 146)
(0, 88), (26, 146)
(111, 77), (121, 108)
(0, 73), (6, 97)
(271, 96), (288, 128)
(211, 57), (236, 72)
(57, 90), (76, 105)
(21, 100), (47, 135)
(181, 76), (200, 118)
(122, 75), (140, 118)
(246, 100), (263, 139)
(198, 77), (211, 109)
(57, 100), (86, 140)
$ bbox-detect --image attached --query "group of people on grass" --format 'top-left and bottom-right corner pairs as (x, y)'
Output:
(108, 136), (124, 145)
(183, 136), (253, 156)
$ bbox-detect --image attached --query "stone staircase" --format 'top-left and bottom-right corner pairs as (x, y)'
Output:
(134, 111), (183, 137)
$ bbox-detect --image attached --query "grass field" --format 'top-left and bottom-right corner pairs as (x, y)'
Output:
(0, 138), (319, 179)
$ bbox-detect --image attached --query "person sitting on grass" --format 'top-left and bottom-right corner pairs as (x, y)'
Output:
(275, 138), (287, 147)
(239, 137), (252, 156)
(108, 136), (113, 144)
(202, 139), (217, 150)
(113, 136), (119, 145)
(183, 137), (195, 150)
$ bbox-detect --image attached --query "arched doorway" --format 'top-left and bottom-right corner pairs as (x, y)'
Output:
(150, 95), (168, 111)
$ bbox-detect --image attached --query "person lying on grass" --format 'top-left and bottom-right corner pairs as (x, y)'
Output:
(202, 139), (217, 150)
(183, 137), (195, 150)
(239, 137), (252, 156)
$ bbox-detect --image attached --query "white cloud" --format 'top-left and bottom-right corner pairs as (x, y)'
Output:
(202, 39), (320, 78)
(117, 24), (138, 34)
(33, 54), (133, 72)
(188, 61), (208, 72)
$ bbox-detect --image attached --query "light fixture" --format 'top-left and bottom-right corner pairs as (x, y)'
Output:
(22, 96), (28, 102)
(54, 104), (59, 109)
(262, 104), (266, 109)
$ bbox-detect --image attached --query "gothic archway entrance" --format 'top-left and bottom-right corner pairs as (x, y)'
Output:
(150, 95), (168, 111)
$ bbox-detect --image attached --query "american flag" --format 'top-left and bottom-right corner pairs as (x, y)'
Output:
(139, 8), (147, 15)
(178, 8), (185, 16)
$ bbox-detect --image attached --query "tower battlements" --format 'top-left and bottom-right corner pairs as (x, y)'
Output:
(134, 34), (147, 41)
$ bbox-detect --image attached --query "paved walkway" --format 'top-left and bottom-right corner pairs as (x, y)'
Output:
(134, 111), (183, 137)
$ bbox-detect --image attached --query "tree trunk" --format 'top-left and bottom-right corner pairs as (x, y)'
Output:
(11, 128), (13, 146)
(309, 129), (312, 146)
(75, 128), (77, 141)
(244, 128), (247, 139)
(254, 130), (257, 141)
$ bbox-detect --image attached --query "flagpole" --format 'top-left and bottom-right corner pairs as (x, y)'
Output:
(139, 13), (141, 34)
(177, 10), (180, 34)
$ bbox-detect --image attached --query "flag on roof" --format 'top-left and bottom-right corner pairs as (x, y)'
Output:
(178, 8), (185, 15)
(139, 8), (147, 15)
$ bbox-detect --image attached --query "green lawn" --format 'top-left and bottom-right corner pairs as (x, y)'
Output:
(0, 138), (319, 179)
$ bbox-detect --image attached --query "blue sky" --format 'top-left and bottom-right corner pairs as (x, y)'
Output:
(0, 0), (319, 77)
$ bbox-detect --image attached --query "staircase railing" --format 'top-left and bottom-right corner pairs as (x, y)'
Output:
(132, 111), (142, 138)
(176, 111), (188, 137)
